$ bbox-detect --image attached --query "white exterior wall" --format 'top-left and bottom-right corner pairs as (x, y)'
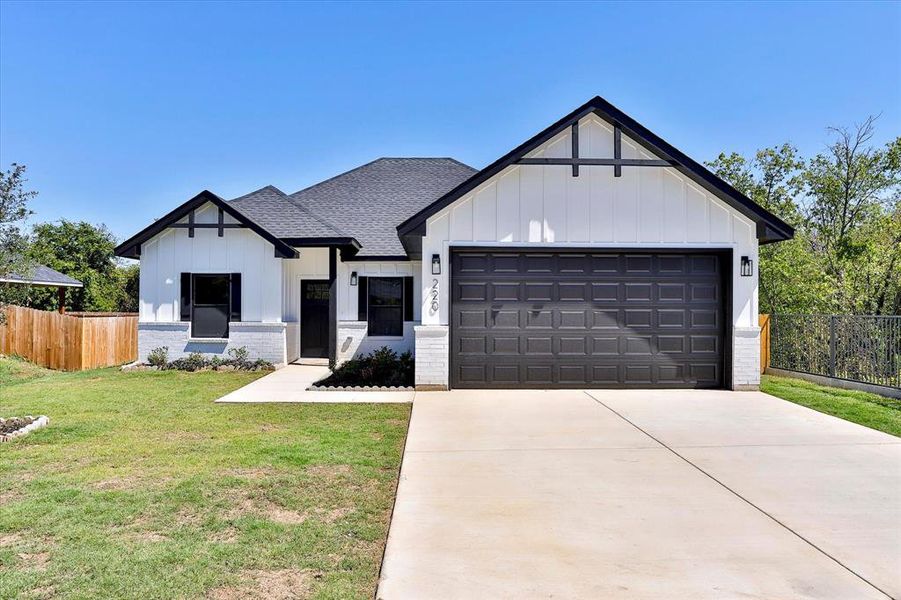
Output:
(419, 115), (760, 389)
(137, 202), (286, 363)
(282, 254), (421, 363)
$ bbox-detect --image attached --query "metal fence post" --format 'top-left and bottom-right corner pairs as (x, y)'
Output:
(829, 316), (837, 378)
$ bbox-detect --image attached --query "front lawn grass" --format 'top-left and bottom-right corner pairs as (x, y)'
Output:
(0, 357), (411, 599)
(761, 374), (901, 437)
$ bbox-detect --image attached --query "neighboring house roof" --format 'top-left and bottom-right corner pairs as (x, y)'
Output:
(1, 263), (83, 287)
(287, 158), (477, 258)
(397, 95), (795, 254)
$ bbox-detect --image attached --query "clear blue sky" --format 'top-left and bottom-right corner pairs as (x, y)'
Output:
(1, 1), (899, 241)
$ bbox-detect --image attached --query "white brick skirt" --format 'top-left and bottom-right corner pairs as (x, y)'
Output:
(138, 321), (287, 365)
(414, 325), (449, 389)
(732, 326), (761, 390)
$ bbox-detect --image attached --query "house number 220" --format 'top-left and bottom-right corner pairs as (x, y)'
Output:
(429, 279), (439, 313)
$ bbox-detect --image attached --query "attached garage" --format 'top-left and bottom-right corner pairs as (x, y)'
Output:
(398, 96), (794, 391)
(450, 250), (728, 389)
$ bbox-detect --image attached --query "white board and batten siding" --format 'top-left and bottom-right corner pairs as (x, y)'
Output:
(138, 202), (283, 323)
(421, 115), (760, 332)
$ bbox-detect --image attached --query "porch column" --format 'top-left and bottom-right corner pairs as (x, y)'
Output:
(328, 246), (337, 364)
(57, 286), (66, 314)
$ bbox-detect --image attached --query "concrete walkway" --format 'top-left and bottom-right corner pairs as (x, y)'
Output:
(215, 364), (414, 403)
(377, 389), (901, 599)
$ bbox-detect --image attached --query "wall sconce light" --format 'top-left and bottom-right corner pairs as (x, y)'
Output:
(740, 256), (753, 277)
(350, 271), (358, 286)
(431, 254), (441, 275)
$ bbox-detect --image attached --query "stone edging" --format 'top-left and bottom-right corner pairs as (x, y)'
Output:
(0, 415), (50, 442)
(307, 385), (413, 392)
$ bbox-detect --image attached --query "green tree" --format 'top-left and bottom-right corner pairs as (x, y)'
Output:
(707, 145), (832, 314)
(0, 163), (36, 280)
(801, 118), (901, 314)
(24, 220), (136, 312)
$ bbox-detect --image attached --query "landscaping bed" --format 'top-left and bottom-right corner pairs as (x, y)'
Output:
(314, 347), (414, 390)
(0, 416), (49, 442)
(126, 346), (275, 372)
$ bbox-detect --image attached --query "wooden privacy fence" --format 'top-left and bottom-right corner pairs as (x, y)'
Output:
(0, 305), (138, 371)
(759, 314), (771, 373)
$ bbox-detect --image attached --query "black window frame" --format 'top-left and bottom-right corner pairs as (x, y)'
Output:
(366, 277), (405, 337)
(180, 272), (242, 339)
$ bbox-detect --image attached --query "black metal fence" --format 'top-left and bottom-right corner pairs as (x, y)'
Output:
(770, 314), (901, 389)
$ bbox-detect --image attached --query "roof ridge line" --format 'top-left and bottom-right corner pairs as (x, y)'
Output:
(288, 157), (385, 198)
(283, 194), (350, 238)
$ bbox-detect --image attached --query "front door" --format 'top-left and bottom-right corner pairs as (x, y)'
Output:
(300, 280), (330, 358)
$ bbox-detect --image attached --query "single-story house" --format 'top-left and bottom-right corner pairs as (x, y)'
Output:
(1, 263), (83, 312)
(115, 96), (793, 390)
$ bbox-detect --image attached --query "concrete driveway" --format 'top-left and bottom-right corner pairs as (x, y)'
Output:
(377, 389), (901, 599)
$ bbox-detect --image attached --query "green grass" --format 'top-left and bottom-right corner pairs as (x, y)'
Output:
(0, 357), (411, 599)
(761, 374), (901, 437)
(0, 355), (56, 387)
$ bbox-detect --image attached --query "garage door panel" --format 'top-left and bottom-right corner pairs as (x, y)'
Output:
(451, 250), (726, 389)
(492, 310), (520, 328)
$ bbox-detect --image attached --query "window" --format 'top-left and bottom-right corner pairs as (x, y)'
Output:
(181, 273), (241, 338)
(367, 277), (403, 336)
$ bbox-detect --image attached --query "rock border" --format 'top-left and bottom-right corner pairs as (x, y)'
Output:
(0, 415), (50, 442)
(307, 385), (413, 392)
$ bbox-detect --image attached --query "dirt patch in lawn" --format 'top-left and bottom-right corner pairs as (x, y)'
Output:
(304, 464), (351, 480)
(17, 551), (50, 571)
(209, 527), (239, 544)
(225, 467), (281, 481)
(22, 584), (55, 599)
(127, 531), (170, 543)
(0, 532), (23, 547)
(207, 568), (320, 600)
(224, 497), (308, 525)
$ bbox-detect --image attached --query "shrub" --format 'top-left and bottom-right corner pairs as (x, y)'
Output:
(168, 352), (207, 372)
(317, 347), (414, 388)
(150, 346), (274, 372)
(147, 347), (169, 368)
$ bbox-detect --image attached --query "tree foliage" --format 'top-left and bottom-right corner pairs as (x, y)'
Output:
(708, 118), (901, 315)
(0, 163), (37, 279)
(21, 220), (137, 312)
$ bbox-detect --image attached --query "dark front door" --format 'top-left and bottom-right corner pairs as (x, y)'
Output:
(301, 280), (330, 358)
(451, 250), (727, 389)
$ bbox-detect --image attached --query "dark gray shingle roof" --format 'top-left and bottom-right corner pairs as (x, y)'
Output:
(229, 185), (347, 239)
(288, 158), (476, 257)
(2, 263), (83, 287)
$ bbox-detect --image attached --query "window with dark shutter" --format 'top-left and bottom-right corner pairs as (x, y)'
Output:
(180, 273), (191, 321)
(404, 276), (414, 321)
(367, 277), (403, 336)
(357, 276), (368, 321)
(230, 273), (241, 321)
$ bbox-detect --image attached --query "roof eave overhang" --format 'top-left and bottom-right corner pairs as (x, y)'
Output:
(114, 190), (299, 259)
(397, 96), (794, 247)
(0, 278), (83, 288)
(281, 236), (363, 260)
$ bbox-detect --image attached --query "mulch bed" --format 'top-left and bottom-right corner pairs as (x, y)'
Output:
(1, 417), (36, 436)
(1, 416), (49, 442)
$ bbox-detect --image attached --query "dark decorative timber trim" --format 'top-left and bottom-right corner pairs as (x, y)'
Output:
(515, 158), (675, 167)
(114, 190), (298, 259)
(396, 95), (795, 246)
(613, 124), (622, 177)
(571, 122), (579, 177)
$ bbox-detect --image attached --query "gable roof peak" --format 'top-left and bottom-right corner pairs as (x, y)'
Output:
(396, 95), (794, 246)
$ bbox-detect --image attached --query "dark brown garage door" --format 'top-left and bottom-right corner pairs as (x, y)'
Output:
(450, 250), (728, 389)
